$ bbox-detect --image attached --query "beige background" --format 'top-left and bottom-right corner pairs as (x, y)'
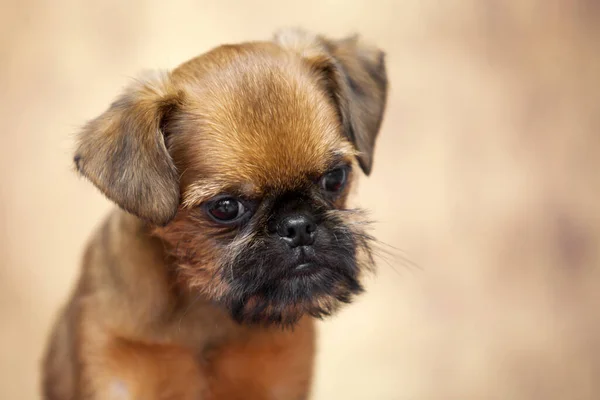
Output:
(2, 1), (600, 399)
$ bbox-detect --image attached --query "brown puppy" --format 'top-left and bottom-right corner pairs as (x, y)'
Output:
(42, 28), (387, 400)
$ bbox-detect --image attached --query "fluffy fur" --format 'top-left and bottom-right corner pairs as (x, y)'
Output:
(43, 28), (387, 399)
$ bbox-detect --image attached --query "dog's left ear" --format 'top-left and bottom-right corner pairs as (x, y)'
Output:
(74, 72), (181, 226)
(274, 29), (388, 175)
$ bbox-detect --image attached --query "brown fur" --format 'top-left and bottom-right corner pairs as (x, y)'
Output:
(43, 28), (387, 399)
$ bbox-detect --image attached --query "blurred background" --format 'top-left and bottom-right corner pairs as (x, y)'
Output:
(2, 1), (600, 399)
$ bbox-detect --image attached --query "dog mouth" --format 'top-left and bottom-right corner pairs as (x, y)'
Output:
(286, 247), (321, 275)
(281, 262), (323, 281)
(225, 258), (363, 327)
(220, 213), (374, 326)
(294, 262), (314, 272)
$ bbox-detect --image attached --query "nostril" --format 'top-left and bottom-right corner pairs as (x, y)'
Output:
(286, 226), (296, 238)
(306, 222), (316, 234)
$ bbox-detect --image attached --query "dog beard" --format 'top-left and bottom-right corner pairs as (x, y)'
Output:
(218, 209), (375, 327)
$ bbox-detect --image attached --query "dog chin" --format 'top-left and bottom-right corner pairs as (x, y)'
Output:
(225, 266), (364, 327)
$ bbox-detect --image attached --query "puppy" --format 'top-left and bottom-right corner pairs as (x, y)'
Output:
(42, 28), (387, 400)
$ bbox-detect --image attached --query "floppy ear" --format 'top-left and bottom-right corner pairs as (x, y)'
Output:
(274, 29), (388, 175)
(74, 72), (181, 226)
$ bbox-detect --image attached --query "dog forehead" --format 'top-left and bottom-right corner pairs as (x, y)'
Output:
(174, 43), (354, 193)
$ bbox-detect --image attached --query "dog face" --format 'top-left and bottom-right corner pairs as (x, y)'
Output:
(74, 29), (388, 326)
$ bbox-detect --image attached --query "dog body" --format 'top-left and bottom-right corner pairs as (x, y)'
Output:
(43, 29), (387, 399)
(44, 210), (316, 399)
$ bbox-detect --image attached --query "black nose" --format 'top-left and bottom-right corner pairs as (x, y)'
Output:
(277, 214), (316, 247)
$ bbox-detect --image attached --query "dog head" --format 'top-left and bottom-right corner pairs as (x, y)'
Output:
(74, 29), (388, 326)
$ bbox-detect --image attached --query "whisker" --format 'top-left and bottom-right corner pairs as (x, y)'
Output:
(370, 240), (422, 280)
(327, 208), (423, 276)
(376, 240), (420, 268)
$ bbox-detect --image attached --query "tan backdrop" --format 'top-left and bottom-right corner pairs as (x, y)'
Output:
(2, 1), (600, 399)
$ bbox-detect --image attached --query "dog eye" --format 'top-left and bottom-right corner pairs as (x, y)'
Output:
(206, 197), (246, 223)
(320, 167), (348, 193)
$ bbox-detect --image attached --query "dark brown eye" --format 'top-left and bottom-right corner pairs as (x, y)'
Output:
(206, 197), (246, 223)
(320, 167), (348, 193)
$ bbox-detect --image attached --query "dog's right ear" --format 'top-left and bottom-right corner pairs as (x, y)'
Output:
(74, 72), (181, 226)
